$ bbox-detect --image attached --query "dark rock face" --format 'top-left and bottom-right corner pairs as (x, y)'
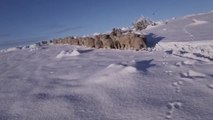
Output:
(51, 28), (147, 51)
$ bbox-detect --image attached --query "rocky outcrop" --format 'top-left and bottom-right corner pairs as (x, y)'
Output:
(51, 28), (147, 50)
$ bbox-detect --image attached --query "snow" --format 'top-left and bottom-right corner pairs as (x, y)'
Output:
(208, 84), (213, 89)
(153, 40), (213, 62)
(181, 70), (206, 78)
(0, 47), (19, 53)
(190, 19), (209, 26)
(29, 44), (39, 49)
(0, 12), (213, 120)
(6, 47), (19, 52)
(56, 49), (80, 58)
(93, 32), (100, 36)
(166, 101), (182, 119)
(121, 27), (131, 31)
(144, 11), (213, 42)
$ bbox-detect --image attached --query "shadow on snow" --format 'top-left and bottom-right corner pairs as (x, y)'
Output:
(146, 33), (165, 48)
(135, 59), (155, 72)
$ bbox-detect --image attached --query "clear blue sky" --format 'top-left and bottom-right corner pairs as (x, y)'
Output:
(0, 0), (213, 48)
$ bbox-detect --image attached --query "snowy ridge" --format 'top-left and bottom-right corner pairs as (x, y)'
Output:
(144, 11), (213, 42)
(182, 10), (213, 19)
(143, 11), (213, 63)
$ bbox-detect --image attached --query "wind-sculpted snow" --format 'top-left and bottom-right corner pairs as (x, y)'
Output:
(0, 44), (213, 120)
(0, 12), (213, 120)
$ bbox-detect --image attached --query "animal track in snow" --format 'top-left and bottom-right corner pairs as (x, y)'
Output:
(165, 101), (182, 119)
(172, 81), (183, 93)
(182, 19), (208, 40)
(183, 24), (194, 40)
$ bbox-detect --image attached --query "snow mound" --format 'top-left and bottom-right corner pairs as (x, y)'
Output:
(86, 63), (137, 88)
(189, 19), (209, 26)
(106, 63), (124, 69)
(181, 70), (206, 78)
(1, 47), (20, 52)
(70, 49), (80, 56)
(122, 66), (137, 73)
(7, 47), (19, 52)
(182, 60), (196, 65)
(106, 63), (137, 74)
(56, 49), (80, 58)
(106, 62), (137, 74)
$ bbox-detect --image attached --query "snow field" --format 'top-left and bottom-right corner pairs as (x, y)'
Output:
(0, 11), (213, 120)
(0, 44), (212, 120)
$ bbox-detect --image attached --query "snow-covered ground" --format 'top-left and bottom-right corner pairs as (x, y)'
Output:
(0, 12), (213, 120)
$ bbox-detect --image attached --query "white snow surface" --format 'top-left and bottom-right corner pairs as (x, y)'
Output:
(0, 12), (213, 120)
(56, 49), (80, 59)
(189, 19), (209, 26)
(144, 11), (213, 42)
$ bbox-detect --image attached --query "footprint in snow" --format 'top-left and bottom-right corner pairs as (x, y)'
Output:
(172, 81), (183, 93)
(166, 101), (182, 119)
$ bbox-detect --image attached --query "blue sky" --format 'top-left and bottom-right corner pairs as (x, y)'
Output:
(0, 0), (213, 48)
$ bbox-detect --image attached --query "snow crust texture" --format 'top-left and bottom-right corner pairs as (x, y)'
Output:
(0, 12), (213, 120)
